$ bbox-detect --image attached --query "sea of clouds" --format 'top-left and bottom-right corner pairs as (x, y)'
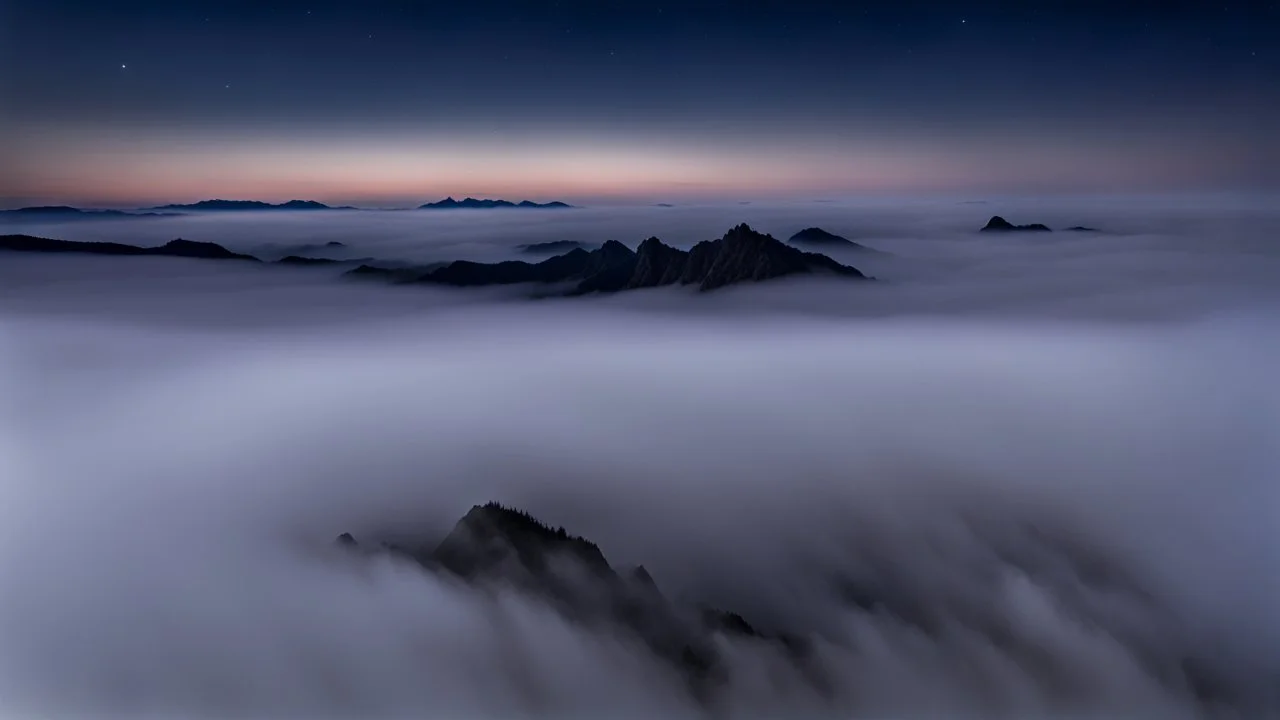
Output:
(1, 196), (1278, 718)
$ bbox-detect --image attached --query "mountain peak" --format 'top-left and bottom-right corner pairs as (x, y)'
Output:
(981, 216), (1052, 232)
(787, 227), (866, 248)
(335, 502), (822, 703)
(431, 502), (613, 581)
(598, 239), (635, 258)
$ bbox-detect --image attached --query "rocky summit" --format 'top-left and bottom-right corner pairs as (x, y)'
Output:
(348, 223), (869, 295)
(335, 502), (824, 705)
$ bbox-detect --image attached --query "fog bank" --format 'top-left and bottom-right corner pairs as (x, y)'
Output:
(1, 198), (1278, 718)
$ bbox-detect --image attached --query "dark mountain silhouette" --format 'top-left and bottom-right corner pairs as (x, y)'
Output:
(276, 255), (341, 266)
(336, 502), (823, 704)
(276, 252), (375, 267)
(1067, 226), (1100, 232)
(655, 203), (676, 207)
(981, 216), (1052, 232)
(287, 240), (348, 249)
(517, 240), (589, 254)
(787, 227), (878, 252)
(151, 199), (346, 211)
(431, 502), (614, 581)
(334, 500), (1259, 713)
(0, 234), (260, 261)
(419, 197), (573, 210)
(345, 262), (450, 283)
(348, 224), (869, 295)
(0, 206), (179, 219)
(257, 240), (350, 260)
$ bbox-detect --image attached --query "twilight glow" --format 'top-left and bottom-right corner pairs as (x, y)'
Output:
(1, 1), (1276, 206)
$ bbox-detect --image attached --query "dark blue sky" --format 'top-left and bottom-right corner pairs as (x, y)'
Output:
(2, 0), (1277, 205)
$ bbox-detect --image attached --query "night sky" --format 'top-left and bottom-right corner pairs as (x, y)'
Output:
(2, 0), (1277, 206)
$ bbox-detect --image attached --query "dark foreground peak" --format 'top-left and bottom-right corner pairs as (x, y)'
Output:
(335, 501), (824, 704)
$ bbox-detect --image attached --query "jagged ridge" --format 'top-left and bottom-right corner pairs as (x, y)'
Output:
(348, 224), (869, 295)
(419, 197), (573, 210)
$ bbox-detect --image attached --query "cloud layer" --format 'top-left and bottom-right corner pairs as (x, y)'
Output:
(1, 198), (1278, 718)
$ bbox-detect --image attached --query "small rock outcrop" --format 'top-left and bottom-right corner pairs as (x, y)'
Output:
(349, 224), (869, 296)
(980, 216), (1052, 233)
(788, 227), (863, 248)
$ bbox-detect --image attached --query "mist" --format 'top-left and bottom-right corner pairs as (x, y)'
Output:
(2, 197), (1279, 718)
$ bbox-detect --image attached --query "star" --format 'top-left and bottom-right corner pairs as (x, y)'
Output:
(120, 63), (127, 69)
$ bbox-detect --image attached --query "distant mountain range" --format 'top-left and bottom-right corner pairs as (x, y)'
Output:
(1, 223), (871, 297)
(418, 197), (573, 210)
(0, 206), (181, 219)
(4, 198), (579, 214)
(980, 216), (1099, 233)
(0, 234), (259, 261)
(149, 199), (354, 211)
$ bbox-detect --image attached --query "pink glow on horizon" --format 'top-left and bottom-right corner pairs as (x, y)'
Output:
(1, 124), (1242, 207)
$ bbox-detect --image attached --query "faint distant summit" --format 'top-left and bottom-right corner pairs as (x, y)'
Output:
(151, 199), (348, 211)
(786, 227), (879, 251)
(418, 197), (573, 210)
(980, 216), (1052, 233)
(0, 206), (179, 219)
